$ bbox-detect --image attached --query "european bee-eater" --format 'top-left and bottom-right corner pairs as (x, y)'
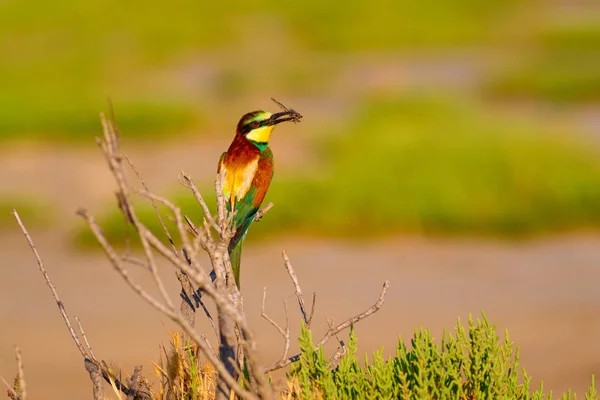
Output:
(218, 103), (302, 287)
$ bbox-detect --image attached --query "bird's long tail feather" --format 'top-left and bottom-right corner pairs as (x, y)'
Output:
(229, 241), (243, 288)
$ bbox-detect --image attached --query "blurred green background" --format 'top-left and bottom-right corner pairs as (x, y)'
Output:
(2, 0), (600, 242)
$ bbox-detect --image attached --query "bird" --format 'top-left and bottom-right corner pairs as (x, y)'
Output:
(217, 101), (302, 287)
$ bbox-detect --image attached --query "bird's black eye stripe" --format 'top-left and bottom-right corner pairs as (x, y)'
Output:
(241, 120), (262, 134)
(240, 121), (261, 134)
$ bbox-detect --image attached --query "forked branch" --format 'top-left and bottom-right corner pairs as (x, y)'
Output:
(261, 288), (291, 369)
(282, 250), (316, 327)
(264, 267), (390, 373)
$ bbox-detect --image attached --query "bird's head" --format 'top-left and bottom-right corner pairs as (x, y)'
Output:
(236, 109), (302, 145)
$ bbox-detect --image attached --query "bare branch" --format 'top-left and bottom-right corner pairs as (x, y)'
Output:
(253, 202), (274, 223)
(326, 318), (346, 369)
(75, 316), (97, 361)
(315, 280), (389, 348)
(307, 293), (317, 328)
(261, 288), (286, 339)
(261, 288), (291, 370)
(202, 218), (214, 250)
(180, 172), (219, 233)
(184, 215), (200, 236)
(134, 189), (205, 275)
(125, 365), (143, 400)
(0, 375), (18, 400)
(12, 209), (87, 358)
(97, 361), (151, 400)
(174, 269), (202, 335)
(282, 251), (315, 327)
(197, 296), (219, 342)
(15, 347), (26, 400)
(225, 209), (238, 232)
(265, 280), (390, 373)
(199, 332), (217, 358)
(122, 255), (150, 271)
(215, 171), (227, 229)
(98, 114), (175, 312)
(125, 153), (179, 258)
(84, 359), (104, 400)
(134, 190), (222, 338)
(77, 209), (177, 318)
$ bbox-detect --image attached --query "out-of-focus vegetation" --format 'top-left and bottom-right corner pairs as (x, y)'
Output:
(1, 1), (598, 139)
(269, 96), (600, 236)
(485, 21), (600, 103)
(4, 0), (600, 239)
(0, 197), (52, 228)
(0, 100), (198, 142)
(75, 94), (600, 246)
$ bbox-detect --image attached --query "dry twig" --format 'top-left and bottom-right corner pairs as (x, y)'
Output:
(0, 347), (27, 400)
(12, 209), (87, 358)
(125, 366), (143, 400)
(253, 202), (274, 223)
(282, 251), (315, 327)
(84, 359), (105, 400)
(261, 288), (291, 370)
(0, 374), (18, 400)
(15, 347), (26, 400)
(75, 316), (97, 361)
(315, 280), (389, 349)
(326, 318), (346, 369)
(126, 154), (179, 258)
(265, 280), (390, 373)
(14, 209), (153, 400)
(180, 172), (219, 233)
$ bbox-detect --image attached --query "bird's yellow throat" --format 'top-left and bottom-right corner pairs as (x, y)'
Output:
(246, 125), (275, 143)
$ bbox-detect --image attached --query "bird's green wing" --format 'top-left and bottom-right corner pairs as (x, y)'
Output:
(228, 186), (260, 287)
(229, 185), (259, 253)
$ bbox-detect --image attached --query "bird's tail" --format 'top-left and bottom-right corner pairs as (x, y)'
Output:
(229, 241), (243, 288)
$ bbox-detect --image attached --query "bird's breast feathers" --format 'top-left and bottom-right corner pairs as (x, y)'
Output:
(220, 157), (259, 209)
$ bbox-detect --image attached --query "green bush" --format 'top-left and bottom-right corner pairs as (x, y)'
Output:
(287, 315), (598, 400)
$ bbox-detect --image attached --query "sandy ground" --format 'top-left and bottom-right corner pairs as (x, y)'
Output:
(1, 232), (599, 398)
(0, 139), (599, 398)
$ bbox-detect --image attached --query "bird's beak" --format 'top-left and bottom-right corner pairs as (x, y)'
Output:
(264, 110), (303, 126)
